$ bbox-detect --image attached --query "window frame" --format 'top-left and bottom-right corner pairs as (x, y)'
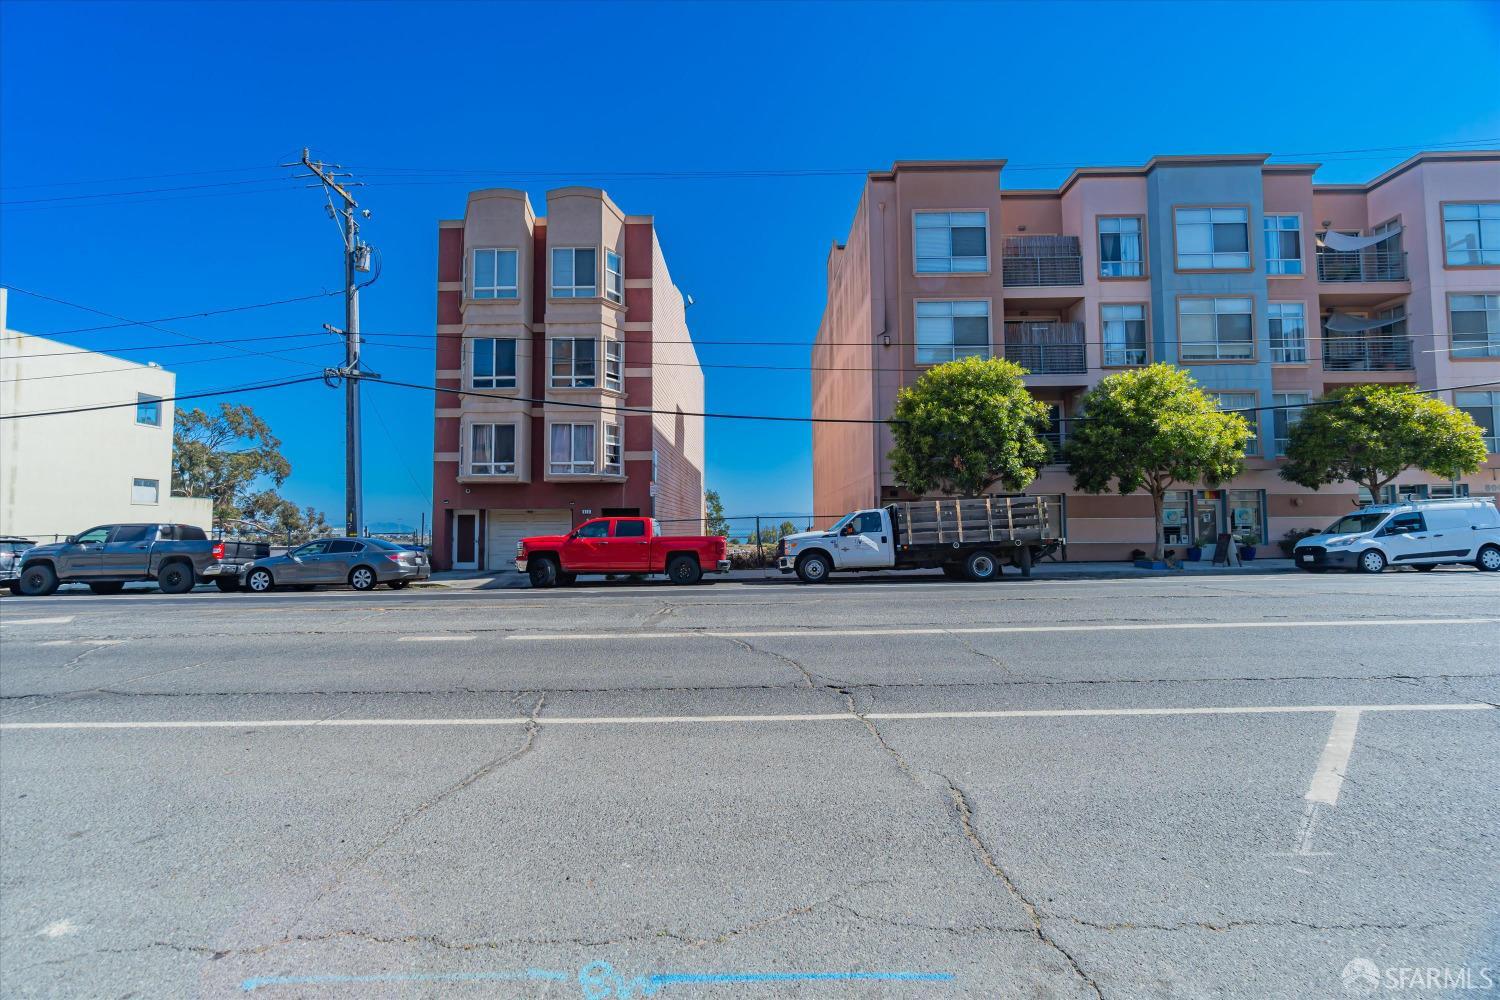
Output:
(1098, 301), (1150, 368)
(468, 336), (518, 390)
(551, 246), (599, 298)
(912, 298), (993, 366)
(1271, 392), (1310, 456)
(603, 422), (623, 476)
(550, 336), (598, 390)
(131, 477), (160, 505)
(1447, 291), (1500, 360)
(605, 250), (624, 304)
(1097, 215), (1147, 280)
(469, 247), (520, 300)
(548, 422), (598, 475)
(603, 338), (624, 392)
(912, 209), (991, 275)
(1207, 390), (1261, 454)
(1176, 295), (1257, 363)
(135, 393), (162, 427)
(1267, 300), (1309, 365)
(1262, 213), (1304, 277)
(465, 422), (518, 477)
(1456, 390), (1499, 454)
(1440, 201), (1500, 270)
(1172, 204), (1253, 273)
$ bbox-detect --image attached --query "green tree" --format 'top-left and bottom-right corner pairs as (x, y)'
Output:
(704, 489), (731, 537)
(888, 357), (1052, 497)
(1280, 385), (1488, 502)
(172, 404), (291, 524)
(1064, 364), (1250, 560)
(238, 490), (335, 545)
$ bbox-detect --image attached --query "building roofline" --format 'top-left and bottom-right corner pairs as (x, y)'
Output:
(868, 159), (1006, 181)
(1312, 149), (1500, 192)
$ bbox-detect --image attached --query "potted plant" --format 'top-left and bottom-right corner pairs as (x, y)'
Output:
(1237, 531), (1260, 561)
(1187, 530), (1215, 562)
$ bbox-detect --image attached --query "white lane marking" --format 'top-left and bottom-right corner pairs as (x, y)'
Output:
(1292, 708), (1363, 856)
(396, 635), (475, 642)
(37, 919), (78, 938)
(507, 617), (1500, 641)
(0, 617), (76, 626)
(0, 702), (1488, 732)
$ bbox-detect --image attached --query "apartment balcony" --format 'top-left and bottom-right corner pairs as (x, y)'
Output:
(1003, 321), (1086, 375)
(1315, 247), (1407, 283)
(1001, 235), (1084, 287)
(1322, 334), (1415, 372)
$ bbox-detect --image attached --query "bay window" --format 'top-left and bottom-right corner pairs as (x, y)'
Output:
(915, 300), (990, 364)
(914, 212), (988, 273)
(1175, 207), (1250, 270)
(551, 337), (597, 388)
(604, 339), (624, 391)
(549, 423), (596, 474)
(552, 247), (598, 297)
(468, 423), (516, 475)
(1179, 297), (1254, 361)
(606, 250), (623, 303)
(603, 423), (623, 475)
(471, 248), (518, 299)
(471, 338), (517, 389)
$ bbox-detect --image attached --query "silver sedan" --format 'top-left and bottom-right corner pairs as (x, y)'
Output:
(240, 538), (429, 593)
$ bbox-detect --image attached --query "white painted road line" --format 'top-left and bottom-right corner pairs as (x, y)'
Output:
(507, 617), (1500, 641)
(0, 617), (76, 626)
(0, 702), (1489, 732)
(396, 635), (475, 642)
(1293, 708), (1363, 856)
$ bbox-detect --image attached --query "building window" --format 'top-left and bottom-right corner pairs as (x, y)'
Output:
(1271, 392), (1309, 455)
(550, 337), (597, 388)
(1263, 215), (1302, 275)
(471, 248), (519, 299)
(1228, 490), (1265, 539)
(1457, 391), (1499, 452)
(1209, 392), (1259, 452)
(136, 393), (161, 427)
(1101, 304), (1147, 366)
(131, 477), (159, 505)
(470, 338), (517, 389)
(914, 211), (988, 273)
(552, 247), (598, 297)
(915, 300), (990, 364)
(468, 423), (517, 475)
(1179, 297), (1253, 361)
(603, 423), (623, 475)
(604, 339), (624, 391)
(1450, 293), (1500, 358)
(1175, 207), (1250, 270)
(1098, 217), (1144, 277)
(549, 423), (596, 474)
(1429, 483), (1470, 499)
(605, 250), (623, 303)
(1268, 302), (1307, 363)
(1443, 203), (1500, 267)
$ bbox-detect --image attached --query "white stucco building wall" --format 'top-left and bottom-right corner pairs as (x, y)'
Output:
(0, 289), (213, 538)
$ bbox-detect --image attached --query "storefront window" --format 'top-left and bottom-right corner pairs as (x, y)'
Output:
(1229, 490), (1266, 542)
(1162, 490), (1191, 546)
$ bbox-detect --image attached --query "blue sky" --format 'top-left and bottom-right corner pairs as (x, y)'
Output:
(3, 0), (1498, 527)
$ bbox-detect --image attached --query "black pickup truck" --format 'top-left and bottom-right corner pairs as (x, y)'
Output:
(14, 523), (267, 596)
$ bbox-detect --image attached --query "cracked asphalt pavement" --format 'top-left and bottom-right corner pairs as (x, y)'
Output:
(1, 570), (1497, 999)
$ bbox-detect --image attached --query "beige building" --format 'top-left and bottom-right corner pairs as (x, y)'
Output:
(0, 289), (212, 538)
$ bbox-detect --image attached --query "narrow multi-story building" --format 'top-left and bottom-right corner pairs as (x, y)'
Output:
(430, 188), (705, 571)
(813, 152), (1500, 559)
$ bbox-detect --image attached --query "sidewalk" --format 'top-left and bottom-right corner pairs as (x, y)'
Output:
(424, 558), (1299, 590)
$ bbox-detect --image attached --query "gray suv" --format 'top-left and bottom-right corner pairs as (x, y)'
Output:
(241, 537), (429, 593)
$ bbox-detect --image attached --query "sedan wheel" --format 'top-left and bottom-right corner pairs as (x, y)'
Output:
(245, 569), (275, 593)
(349, 566), (377, 591)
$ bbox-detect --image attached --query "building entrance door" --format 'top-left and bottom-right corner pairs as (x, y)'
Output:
(453, 511), (479, 570)
(1194, 491), (1224, 551)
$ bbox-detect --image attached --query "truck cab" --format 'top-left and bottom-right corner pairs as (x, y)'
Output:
(777, 509), (895, 581)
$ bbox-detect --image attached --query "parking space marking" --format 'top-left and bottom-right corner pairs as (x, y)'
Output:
(1, 702), (1489, 732)
(396, 635), (475, 642)
(1292, 708), (1363, 856)
(507, 616), (1500, 641)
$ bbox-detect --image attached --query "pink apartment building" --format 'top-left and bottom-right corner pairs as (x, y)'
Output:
(813, 152), (1500, 560)
(430, 188), (704, 571)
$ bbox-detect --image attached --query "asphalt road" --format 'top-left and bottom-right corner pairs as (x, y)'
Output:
(2, 571), (1498, 1000)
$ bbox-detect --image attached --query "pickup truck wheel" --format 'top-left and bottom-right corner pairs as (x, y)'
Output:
(88, 582), (126, 595)
(528, 557), (559, 589)
(17, 564), (58, 597)
(795, 551), (832, 584)
(244, 568), (275, 593)
(158, 562), (195, 594)
(667, 555), (703, 585)
(348, 566), (377, 591)
(214, 577), (242, 593)
(964, 550), (1001, 582)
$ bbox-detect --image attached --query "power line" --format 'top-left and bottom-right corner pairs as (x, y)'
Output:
(0, 164), (280, 192)
(0, 286), (343, 339)
(0, 176), (297, 207)
(0, 375), (327, 421)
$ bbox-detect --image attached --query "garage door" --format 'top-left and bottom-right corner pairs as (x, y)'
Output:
(485, 510), (572, 572)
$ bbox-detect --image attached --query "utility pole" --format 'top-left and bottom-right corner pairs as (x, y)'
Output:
(290, 149), (378, 536)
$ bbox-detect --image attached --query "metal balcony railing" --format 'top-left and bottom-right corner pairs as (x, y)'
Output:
(1003, 321), (1086, 374)
(1316, 247), (1408, 282)
(1001, 235), (1084, 287)
(1322, 334), (1415, 371)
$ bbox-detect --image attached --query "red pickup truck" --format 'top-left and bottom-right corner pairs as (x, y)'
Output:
(515, 516), (729, 588)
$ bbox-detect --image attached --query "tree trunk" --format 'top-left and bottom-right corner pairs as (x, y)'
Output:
(1150, 486), (1166, 562)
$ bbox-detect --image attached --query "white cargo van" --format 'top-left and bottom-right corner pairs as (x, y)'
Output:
(1292, 498), (1500, 573)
